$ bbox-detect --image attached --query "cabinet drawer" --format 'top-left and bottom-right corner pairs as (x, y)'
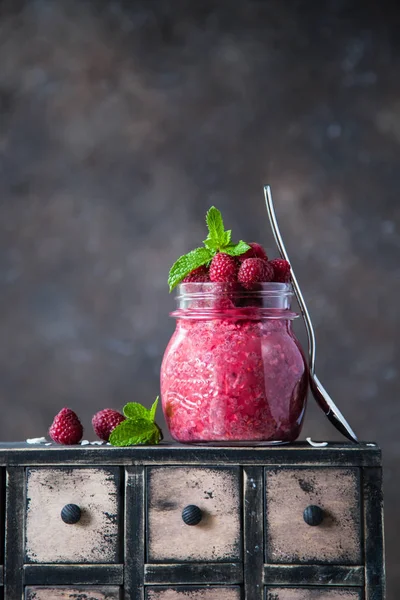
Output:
(25, 587), (121, 599)
(146, 587), (241, 600)
(265, 468), (361, 564)
(25, 468), (121, 563)
(265, 589), (362, 600)
(147, 467), (241, 562)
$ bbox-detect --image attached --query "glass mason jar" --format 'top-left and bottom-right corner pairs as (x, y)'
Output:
(161, 282), (308, 444)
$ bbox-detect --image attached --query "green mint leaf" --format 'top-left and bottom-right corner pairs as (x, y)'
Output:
(168, 247), (212, 292)
(204, 229), (232, 251)
(149, 396), (159, 422)
(109, 418), (161, 446)
(123, 402), (151, 421)
(203, 238), (218, 252)
(204, 207), (232, 252)
(222, 229), (232, 246)
(222, 240), (251, 256)
(148, 424), (163, 444)
(206, 206), (225, 242)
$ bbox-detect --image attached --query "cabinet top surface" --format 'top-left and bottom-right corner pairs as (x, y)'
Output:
(0, 441), (381, 467)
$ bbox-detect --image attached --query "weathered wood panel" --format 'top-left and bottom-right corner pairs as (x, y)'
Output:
(25, 586), (121, 599)
(147, 467), (241, 562)
(0, 442), (382, 468)
(264, 589), (361, 600)
(363, 467), (385, 600)
(0, 468), (3, 564)
(265, 468), (361, 564)
(4, 467), (24, 600)
(23, 564), (124, 585)
(146, 587), (241, 600)
(263, 565), (364, 586)
(243, 467), (264, 600)
(125, 467), (145, 600)
(25, 468), (120, 563)
(144, 562), (242, 585)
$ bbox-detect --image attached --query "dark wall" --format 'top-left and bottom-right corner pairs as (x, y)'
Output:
(0, 0), (398, 595)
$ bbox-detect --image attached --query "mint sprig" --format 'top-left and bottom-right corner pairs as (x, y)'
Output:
(168, 207), (250, 291)
(204, 206), (232, 250)
(110, 397), (163, 446)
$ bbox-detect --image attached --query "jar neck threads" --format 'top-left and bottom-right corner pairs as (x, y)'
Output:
(172, 282), (297, 320)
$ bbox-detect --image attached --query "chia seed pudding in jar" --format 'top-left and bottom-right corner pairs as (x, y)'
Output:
(161, 282), (308, 443)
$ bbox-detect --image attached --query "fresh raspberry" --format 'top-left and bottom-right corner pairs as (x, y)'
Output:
(182, 265), (209, 283)
(92, 409), (126, 442)
(238, 258), (274, 289)
(209, 253), (238, 282)
(269, 259), (291, 283)
(49, 408), (83, 445)
(239, 242), (268, 262)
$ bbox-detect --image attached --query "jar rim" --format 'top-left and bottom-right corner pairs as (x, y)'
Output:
(172, 282), (297, 320)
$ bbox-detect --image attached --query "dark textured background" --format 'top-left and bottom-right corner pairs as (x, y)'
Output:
(0, 0), (398, 595)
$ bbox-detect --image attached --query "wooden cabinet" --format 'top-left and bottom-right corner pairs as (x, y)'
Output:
(0, 442), (385, 599)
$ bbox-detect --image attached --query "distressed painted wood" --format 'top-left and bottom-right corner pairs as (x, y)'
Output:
(363, 467), (386, 600)
(264, 589), (362, 600)
(0, 468), (3, 565)
(263, 565), (364, 586)
(145, 587), (241, 600)
(4, 467), (25, 600)
(125, 467), (145, 600)
(243, 466), (264, 600)
(25, 467), (120, 563)
(147, 467), (241, 562)
(265, 468), (362, 564)
(23, 564), (124, 585)
(144, 562), (242, 585)
(0, 442), (382, 468)
(25, 586), (121, 599)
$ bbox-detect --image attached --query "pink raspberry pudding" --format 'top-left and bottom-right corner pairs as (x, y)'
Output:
(161, 283), (308, 443)
(164, 207), (307, 443)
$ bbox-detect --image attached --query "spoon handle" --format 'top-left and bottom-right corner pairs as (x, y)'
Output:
(264, 185), (316, 373)
(263, 185), (359, 443)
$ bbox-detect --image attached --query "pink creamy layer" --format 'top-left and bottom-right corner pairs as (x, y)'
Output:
(161, 316), (308, 442)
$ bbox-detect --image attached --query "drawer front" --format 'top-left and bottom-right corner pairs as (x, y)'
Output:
(265, 468), (361, 564)
(25, 468), (120, 563)
(146, 587), (241, 600)
(147, 467), (241, 562)
(25, 587), (121, 599)
(265, 589), (362, 600)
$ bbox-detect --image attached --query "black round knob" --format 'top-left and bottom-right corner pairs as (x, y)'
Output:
(303, 505), (324, 526)
(61, 504), (81, 524)
(182, 504), (203, 526)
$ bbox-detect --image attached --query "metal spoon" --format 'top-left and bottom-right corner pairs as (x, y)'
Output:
(263, 185), (358, 443)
